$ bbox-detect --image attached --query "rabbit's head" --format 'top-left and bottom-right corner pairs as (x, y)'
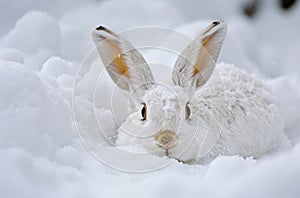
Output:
(91, 21), (227, 162)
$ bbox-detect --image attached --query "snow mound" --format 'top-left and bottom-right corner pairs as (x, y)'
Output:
(0, 143), (300, 198)
(0, 48), (24, 64)
(41, 56), (75, 78)
(0, 60), (74, 155)
(3, 11), (61, 54)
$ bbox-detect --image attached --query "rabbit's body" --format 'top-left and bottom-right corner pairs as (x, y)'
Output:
(190, 63), (289, 162)
(92, 21), (290, 163)
(116, 63), (289, 163)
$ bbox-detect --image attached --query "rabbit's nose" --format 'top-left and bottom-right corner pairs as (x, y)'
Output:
(155, 130), (176, 150)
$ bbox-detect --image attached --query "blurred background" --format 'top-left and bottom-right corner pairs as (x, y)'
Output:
(1, 0), (299, 76)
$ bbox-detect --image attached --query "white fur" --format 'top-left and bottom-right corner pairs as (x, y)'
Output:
(91, 22), (290, 164)
(116, 63), (290, 163)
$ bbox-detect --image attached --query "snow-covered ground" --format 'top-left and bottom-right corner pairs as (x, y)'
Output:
(1, 0), (300, 197)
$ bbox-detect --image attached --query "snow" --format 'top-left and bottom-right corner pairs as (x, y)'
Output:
(0, 48), (24, 64)
(41, 56), (75, 78)
(0, 0), (300, 197)
(3, 11), (61, 54)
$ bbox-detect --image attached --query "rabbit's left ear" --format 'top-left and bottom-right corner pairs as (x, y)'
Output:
(91, 26), (154, 94)
(172, 21), (227, 91)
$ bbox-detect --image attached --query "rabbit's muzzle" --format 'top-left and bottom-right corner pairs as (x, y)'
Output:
(155, 130), (176, 155)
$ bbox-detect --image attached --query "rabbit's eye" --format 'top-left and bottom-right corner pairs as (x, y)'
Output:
(141, 103), (147, 121)
(185, 103), (191, 120)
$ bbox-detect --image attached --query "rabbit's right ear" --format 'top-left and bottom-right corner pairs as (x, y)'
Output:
(91, 26), (154, 93)
(172, 21), (227, 92)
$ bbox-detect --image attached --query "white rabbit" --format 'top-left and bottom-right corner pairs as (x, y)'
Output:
(91, 21), (290, 163)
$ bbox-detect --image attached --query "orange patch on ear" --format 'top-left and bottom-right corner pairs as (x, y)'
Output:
(105, 38), (130, 77)
(113, 54), (129, 77)
(193, 67), (199, 76)
(201, 34), (214, 46)
(192, 33), (215, 76)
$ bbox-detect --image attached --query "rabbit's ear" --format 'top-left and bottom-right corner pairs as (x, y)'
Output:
(172, 21), (227, 90)
(91, 26), (154, 93)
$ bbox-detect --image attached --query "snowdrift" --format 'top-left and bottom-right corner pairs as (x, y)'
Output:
(0, 0), (300, 197)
